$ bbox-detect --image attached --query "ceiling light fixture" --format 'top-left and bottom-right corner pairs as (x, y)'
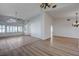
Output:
(7, 18), (16, 23)
(40, 3), (57, 9)
(72, 12), (79, 27)
(7, 11), (18, 23)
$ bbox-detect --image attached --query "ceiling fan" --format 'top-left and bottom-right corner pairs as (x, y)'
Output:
(40, 3), (57, 9)
(7, 11), (22, 23)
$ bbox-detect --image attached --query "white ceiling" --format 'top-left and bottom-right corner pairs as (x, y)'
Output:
(0, 3), (41, 20)
(46, 3), (79, 20)
(0, 3), (79, 21)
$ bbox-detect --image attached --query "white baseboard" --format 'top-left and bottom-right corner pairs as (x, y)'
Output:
(53, 34), (79, 39)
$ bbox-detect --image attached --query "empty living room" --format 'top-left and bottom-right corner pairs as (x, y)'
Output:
(0, 3), (79, 56)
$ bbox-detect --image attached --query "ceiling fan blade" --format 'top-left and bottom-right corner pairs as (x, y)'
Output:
(52, 5), (57, 8)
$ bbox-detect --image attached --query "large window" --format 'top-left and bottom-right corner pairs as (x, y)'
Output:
(18, 26), (22, 32)
(7, 26), (18, 32)
(13, 26), (17, 32)
(10, 26), (14, 32)
(0, 25), (23, 33)
(7, 26), (10, 32)
(0, 25), (5, 33)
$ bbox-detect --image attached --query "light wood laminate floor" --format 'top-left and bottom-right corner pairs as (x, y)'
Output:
(0, 36), (79, 56)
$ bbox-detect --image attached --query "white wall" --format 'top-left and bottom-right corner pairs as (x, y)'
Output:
(53, 18), (79, 38)
(24, 13), (53, 40)
(41, 13), (53, 40)
(0, 33), (23, 37)
(28, 14), (43, 39)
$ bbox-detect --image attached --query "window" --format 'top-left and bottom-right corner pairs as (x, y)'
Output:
(12, 26), (14, 32)
(13, 26), (17, 32)
(18, 26), (22, 32)
(9, 26), (13, 32)
(0, 24), (23, 33)
(2, 25), (5, 33)
(0, 25), (5, 33)
(7, 26), (10, 32)
(0, 25), (1, 33)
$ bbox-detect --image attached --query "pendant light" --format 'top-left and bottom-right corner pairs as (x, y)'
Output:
(72, 12), (79, 27)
